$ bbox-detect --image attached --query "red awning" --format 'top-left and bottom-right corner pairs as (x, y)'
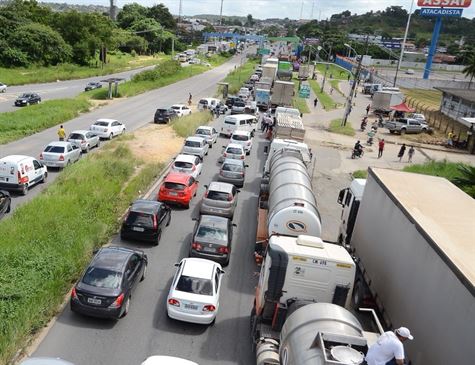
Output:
(390, 102), (415, 113)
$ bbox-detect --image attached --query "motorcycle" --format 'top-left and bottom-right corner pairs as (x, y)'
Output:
(351, 147), (364, 159)
(367, 136), (374, 146)
(360, 120), (367, 131)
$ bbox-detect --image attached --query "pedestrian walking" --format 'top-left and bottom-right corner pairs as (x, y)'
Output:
(188, 93), (192, 106)
(378, 139), (385, 158)
(330, 87), (334, 95)
(408, 146), (415, 162)
(398, 144), (406, 162)
(365, 327), (414, 365)
(57, 125), (66, 141)
(366, 104), (371, 115)
(347, 74), (351, 81)
(447, 130), (454, 147)
(314, 97), (318, 108)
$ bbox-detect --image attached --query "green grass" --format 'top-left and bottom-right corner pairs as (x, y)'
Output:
(352, 169), (368, 179)
(330, 79), (345, 96)
(0, 144), (162, 363)
(400, 88), (442, 110)
(0, 53), (163, 86)
(0, 98), (91, 144)
(328, 118), (355, 136)
(171, 111), (213, 138)
(309, 80), (340, 111)
(219, 59), (258, 95)
(315, 63), (352, 80)
(292, 83), (310, 114)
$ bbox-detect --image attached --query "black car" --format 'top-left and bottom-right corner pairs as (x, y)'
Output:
(70, 246), (147, 319)
(121, 200), (171, 245)
(14, 93), (41, 107)
(0, 190), (11, 220)
(225, 96), (244, 108)
(154, 107), (178, 124)
(85, 82), (102, 91)
(189, 215), (234, 266)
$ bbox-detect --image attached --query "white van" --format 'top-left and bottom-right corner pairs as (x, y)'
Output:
(0, 155), (47, 195)
(198, 98), (220, 111)
(220, 114), (257, 137)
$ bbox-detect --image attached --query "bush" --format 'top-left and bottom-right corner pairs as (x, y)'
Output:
(132, 59), (181, 82)
(171, 111), (213, 137)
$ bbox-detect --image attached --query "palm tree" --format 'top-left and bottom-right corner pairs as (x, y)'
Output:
(462, 53), (475, 89)
(452, 164), (475, 198)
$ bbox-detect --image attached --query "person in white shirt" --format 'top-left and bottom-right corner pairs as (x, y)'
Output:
(365, 327), (414, 365)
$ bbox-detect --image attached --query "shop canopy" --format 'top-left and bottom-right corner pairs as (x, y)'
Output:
(390, 102), (415, 113)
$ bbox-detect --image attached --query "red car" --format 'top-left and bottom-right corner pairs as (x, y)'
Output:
(158, 172), (198, 208)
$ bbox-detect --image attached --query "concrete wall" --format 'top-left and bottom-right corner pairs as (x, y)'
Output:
(371, 73), (472, 90)
(371, 59), (465, 72)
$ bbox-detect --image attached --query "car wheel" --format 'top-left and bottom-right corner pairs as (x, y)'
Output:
(109, 133), (113, 140)
(85, 145), (90, 153)
(26, 102), (30, 106)
(389, 130), (395, 134)
(121, 296), (131, 318)
(154, 230), (161, 246)
(41, 172), (48, 183)
(21, 184), (28, 196)
(210, 317), (216, 326)
(140, 264), (147, 281)
(400, 129), (406, 135)
(352, 280), (364, 308)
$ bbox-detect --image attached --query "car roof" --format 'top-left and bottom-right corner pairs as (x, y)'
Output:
(164, 172), (191, 183)
(92, 247), (137, 272)
(130, 199), (162, 214)
(175, 154), (198, 163)
(69, 130), (90, 135)
(196, 125), (213, 131)
(208, 181), (234, 193)
(222, 158), (244, 166)
(95, 118), (117, 123)
(181, 257), (217, 279)
(226, 143), (244, 150)
(0, 155), (35, 163)
(186, 136), (205, 142)
(172, 104), (185, 107)
(232, 130), (251, 136)
(20, 358), (75, 365)
(198, 214), (229, 230)
(141, 356), (198, 365)
(46, 141), (71, 147)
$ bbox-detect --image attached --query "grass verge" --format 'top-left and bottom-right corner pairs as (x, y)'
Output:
(401, 88), (442, 110)
(352, 169), (368, 179)
(315, 63), (351, 80)
(330, 79), (345, 96)
(0, 53), (162, 86)
(292, 83), (310, 114)
(309, 80), (340, 111)
(0, 143), (162, 363)
(171, 111), (214, 137)
(328, 118), (355, 136)
(219, 59), (258, 95)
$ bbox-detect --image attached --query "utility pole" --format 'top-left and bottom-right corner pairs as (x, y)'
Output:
(219, 0), (224, 26)
(394, 0), (414, 86)
(178, 0), (183, 23)
(300, 0), (304, 20)
(310, 0), (315, 19)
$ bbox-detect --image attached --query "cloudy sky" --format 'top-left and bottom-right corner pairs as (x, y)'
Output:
(40, 0), (475, 19)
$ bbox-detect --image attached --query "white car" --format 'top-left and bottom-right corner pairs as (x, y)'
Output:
(182, 136), (209, 159)
(230, 130), (253, 155)
(410, 113), (426, 122)
(40, 141), (81, 168)
(89, 119), (126, 139)
(142, 357), (197, 365)
(189, 58), (201, 64)
(167, 258), (224, 325)
(0, 83), (7, 93)
(171, 104), (192, 117)
(195, 125), (218, 146)
(67, 130), (100, 153)
(250, 74), (260, 82)
(171, 154), (202, 179)
(220, 143), (245, 162)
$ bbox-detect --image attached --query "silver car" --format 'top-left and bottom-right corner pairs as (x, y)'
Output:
(67, 130), (100, 153)
(182, 136), (209, 159)
(200, 182), (239, 219)
(195, 126), (218, 146)
(40, 141), (81, 168)
(218, 159), (247, 188)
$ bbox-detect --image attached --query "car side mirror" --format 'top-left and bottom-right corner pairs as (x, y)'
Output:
(236, 189), (241, 193)
(204, 184), (208, 188)
(222, 146), (226, 149)
(245, 164), (249, 168)
(218, 268), (225, 274)
(232, 223), (237, 227)
(192, 217), (198, 221)
(174, 263), (180, 267)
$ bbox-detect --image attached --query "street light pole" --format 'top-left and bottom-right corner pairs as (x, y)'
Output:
(394, 0), (415, 87)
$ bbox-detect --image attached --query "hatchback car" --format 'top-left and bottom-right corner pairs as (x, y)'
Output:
(0, 82), (7, 93)
(182, 136), (209, 159)
(190, 215), (234, 266)
(220, 143), (245, 162)
(40, 141), (81, 168)
(231, 100), (246, 115)
(121, 200), (171, 245)
(67, 130), (100, 153)
(230, 130), (253, 155)
(171, 104), (192, 117)
(167, 258), (224, 325)
(154, 107), (178, 124)
(225, 95), (244, 108)
(218, 158), (247, 187)
(15, 93), (41, 106)
(200, 182), (238, 219)
(89, 119), (126, 139)
(0, 190), (11, 220)
(171, 154), (202, 179)
(85, 82), (102, 91)
(158, 172), (198, 208)
(70, 246), (147, 319)
(195, 126), (218, 146)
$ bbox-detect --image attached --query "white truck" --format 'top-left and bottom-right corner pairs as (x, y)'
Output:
(255, 88), (271, 110)
(371, 90), (404, 114)
(337, 167), (475, 365)
(262, 64), (278, 83)
(270, 81), (294, 108)
(298, 64), (314, 80)
(263, 138), (312, 175)
(273, 111), (305, 142)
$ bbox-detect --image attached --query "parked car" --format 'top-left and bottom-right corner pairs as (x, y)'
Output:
(182, 136), (209, 159)
(250, 74), (260, 82)
(225, 95), (244, 108)
(40, 141), (81, 168)
(386, 118), (430, 135)
(85, 82), (102, 91)
(0, 190), (11, 220)
(198, 98), (220, 111)
(409, 113), (427, 122)
(121, 200), (171, 245)
(220, 143), (245, 162)
(189, 215), (234, 266)
(154, 107), (178, 124)
(89, 119), (126, 139)
(0, 82), (7, 93)
(0, 155), (47, 195)
(171, 104), (192, 117)
(158, 172), (198, 208)
(189, 58), (201, 64)
(218, 158), (247, 187)
(70, 246), (147, 319)
(195, 126), (218, 146)
(67, 130), (100, 153)
(15, 93), (41, 106)
(200, 182), (238, 219)
(171, 154), (203, 179)
(231, 100), (246, 115)
(405, 69), (415, 75)
(230, 130), (253, 155)
(141, 357), (197, 365)
(167, 257), (224, 325)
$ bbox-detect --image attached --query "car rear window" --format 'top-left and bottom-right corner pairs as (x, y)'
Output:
(234, 102), (245, 107)
(174, 161), (193, 169)
(207, 191), (230, 201)
(196, 129), (210, 135)
(185, 140), (201, 147)
(222, 163), (242, 172)
(172, 106), (180, 110)
(156, 109), (168, 113)
(225, 119), (237, 125)
(82, 267), (121, 289)
(232, 134), (248, 141)
(176, 275), (213, 295)
(94, 121), (109, 126)
(164, 182), (185, 190)
(44, 146), (65, 153)
(68, 133), (84, 140)
(126, 212), (154, 227)
(197, 225), (227, 241)
(226, 147), (242, 154)
(199, 100), (208, 105)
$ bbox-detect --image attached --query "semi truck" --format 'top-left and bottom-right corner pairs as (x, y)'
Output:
(273, 111), (305, 142)
(277, 61), (293, 81)
(263, 138), (312, 175)
(255, 88), (271, 110)
(298, 64), (314, 80)
(337, 167), (475, 365)
(270, 81), (294, 108)
(262, 64), (278, 83)
(371, 90), (404, 114)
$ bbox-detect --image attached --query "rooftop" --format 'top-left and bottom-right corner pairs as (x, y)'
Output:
(435, 87), (475, 104)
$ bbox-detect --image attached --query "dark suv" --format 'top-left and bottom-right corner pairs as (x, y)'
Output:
(225, 96), (244, 108)
(14, 93), (41, 106)
(154, 107), (178, 124)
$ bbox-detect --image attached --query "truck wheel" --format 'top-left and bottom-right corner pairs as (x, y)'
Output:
(352, 280), (364, 308)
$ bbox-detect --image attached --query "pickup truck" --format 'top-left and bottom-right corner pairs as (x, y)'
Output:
(386, 118), (430, 135)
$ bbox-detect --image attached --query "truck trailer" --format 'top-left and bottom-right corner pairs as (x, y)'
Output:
(270, 81), (294, 108)
(337, 167), (475, 365)
(371, 90), (404, 114)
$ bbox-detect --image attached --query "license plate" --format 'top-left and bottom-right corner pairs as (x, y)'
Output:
(184, 304), (198, 310)
(203, 246), (216, 253)
(132, 226), (144, 232)
(169, 192), (178, 196)
(87, 298), (101, 305)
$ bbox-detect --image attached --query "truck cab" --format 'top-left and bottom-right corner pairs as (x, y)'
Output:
(337, 179), (366, 245)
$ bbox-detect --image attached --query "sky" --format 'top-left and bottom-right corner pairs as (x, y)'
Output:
(39, 0), (475, 19)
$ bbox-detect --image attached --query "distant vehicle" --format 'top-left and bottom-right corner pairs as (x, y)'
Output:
(171, 154), (203, 179)
(40, 141), (81, 168)
(231, 100), (246, 115)
(200, 181), (239, 219)
(220, 114), (257, 137)
(218, 158), (247, 188)
(221, 143), (245, 162)
(405, 68), (415, 75)
(84, 82), (102, 91)
(238, 87), (251, 100)
(167, 258), (224, 324)
(121, 200), (171, 245)
(409, 113), (427, 122)
(0, 82), (7, 93)
(202, 62), (211, 67)
(182, 136), (209, 159)
(67, 130), (100, 153)
(15, 93), (41, 106)
(141, 357), (198, 365)
(0, 155), (47, 195)
(198, 98), (220, 111)
(20, 358), (75, 365)
(0, 190), (11, 220)
(154, 107), (178, 124)
(230, 130), (253, 155)
(250, 74), (260, 82)
(178, 54), (188, 62)
(195, 126), (218, 146)
(189, 58), (201, 64)
(225, 96), (244, 108)
(158, 172), (198, 208)
(171, 104), (192, 117)
(386, 118), (430, 135)
(89, 118), (126, 139)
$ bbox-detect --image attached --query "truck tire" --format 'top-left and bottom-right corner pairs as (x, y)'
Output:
(352, 280), (364, 308)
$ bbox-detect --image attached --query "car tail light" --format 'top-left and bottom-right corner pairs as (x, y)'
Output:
(223, 152), (227, 158)
(240, 155), (244, 160)
(240, 172), (245, 177)
(71, 287), (77, 299)
(247, 141), (251, 146)
(17, 171), (29, 184)
(39, 153), (43, 160)
(178, 191), (185, 196)
(203, 304), (216, 312)
(192, 165), (196, 172)
(218, 246), (229, 254)
(81, 140), (86, 144)
(153, 215), (158, 230)
(227, 194), (233, 202)
(168, 298), (180, 307)
(191, 242), (202, 251)
(59, 155), (64, 161)
(110, 293), (125, 308)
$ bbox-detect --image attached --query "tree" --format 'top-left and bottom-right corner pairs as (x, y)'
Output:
(452, 165), (475, 198)
(245, 14), (254, 27)
(117, 3), (148, 29)
(148, 4), (176, 30)
(462, 53), (475, 88)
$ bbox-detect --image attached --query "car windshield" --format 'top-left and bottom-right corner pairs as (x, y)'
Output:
(82, 267), (122, 289)
(232, 134), (248, 141)
(164, 182), (185, 190)
(20, 94), (30, 98)
(207, 191), (230, 201)
(94, 121), (109, 127)
(176, 275), (213, 295)
(185, 141), (201, 147)
(68, 133), (84, 140)
(234, 102), (245, 107)
(44, 146), (65, 153)
(126, 212), (154, 227)
(196, 225), (227, 241)
(222, 163), (242, 172)
(226, 147), (242, 155)
(199, 100), (208, 105)
(225, 119), (236, 125)
(196, 129), (210, 135)
(174, 161), (193, 169)
(172, 106), (180, 110)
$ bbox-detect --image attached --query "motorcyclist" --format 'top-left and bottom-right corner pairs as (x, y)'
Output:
(360, 117), (368, 131)
(354, 140), (363, 155)
(367, 128), (376, 145)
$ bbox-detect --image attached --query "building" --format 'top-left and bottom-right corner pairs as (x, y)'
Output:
(436, 87), (475, 122)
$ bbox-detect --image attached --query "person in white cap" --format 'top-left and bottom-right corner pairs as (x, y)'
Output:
(365, 327), (414, 365)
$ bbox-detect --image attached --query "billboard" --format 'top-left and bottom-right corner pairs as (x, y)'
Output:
(420, 7), (464, 15)
(417, 0), (471, 7)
